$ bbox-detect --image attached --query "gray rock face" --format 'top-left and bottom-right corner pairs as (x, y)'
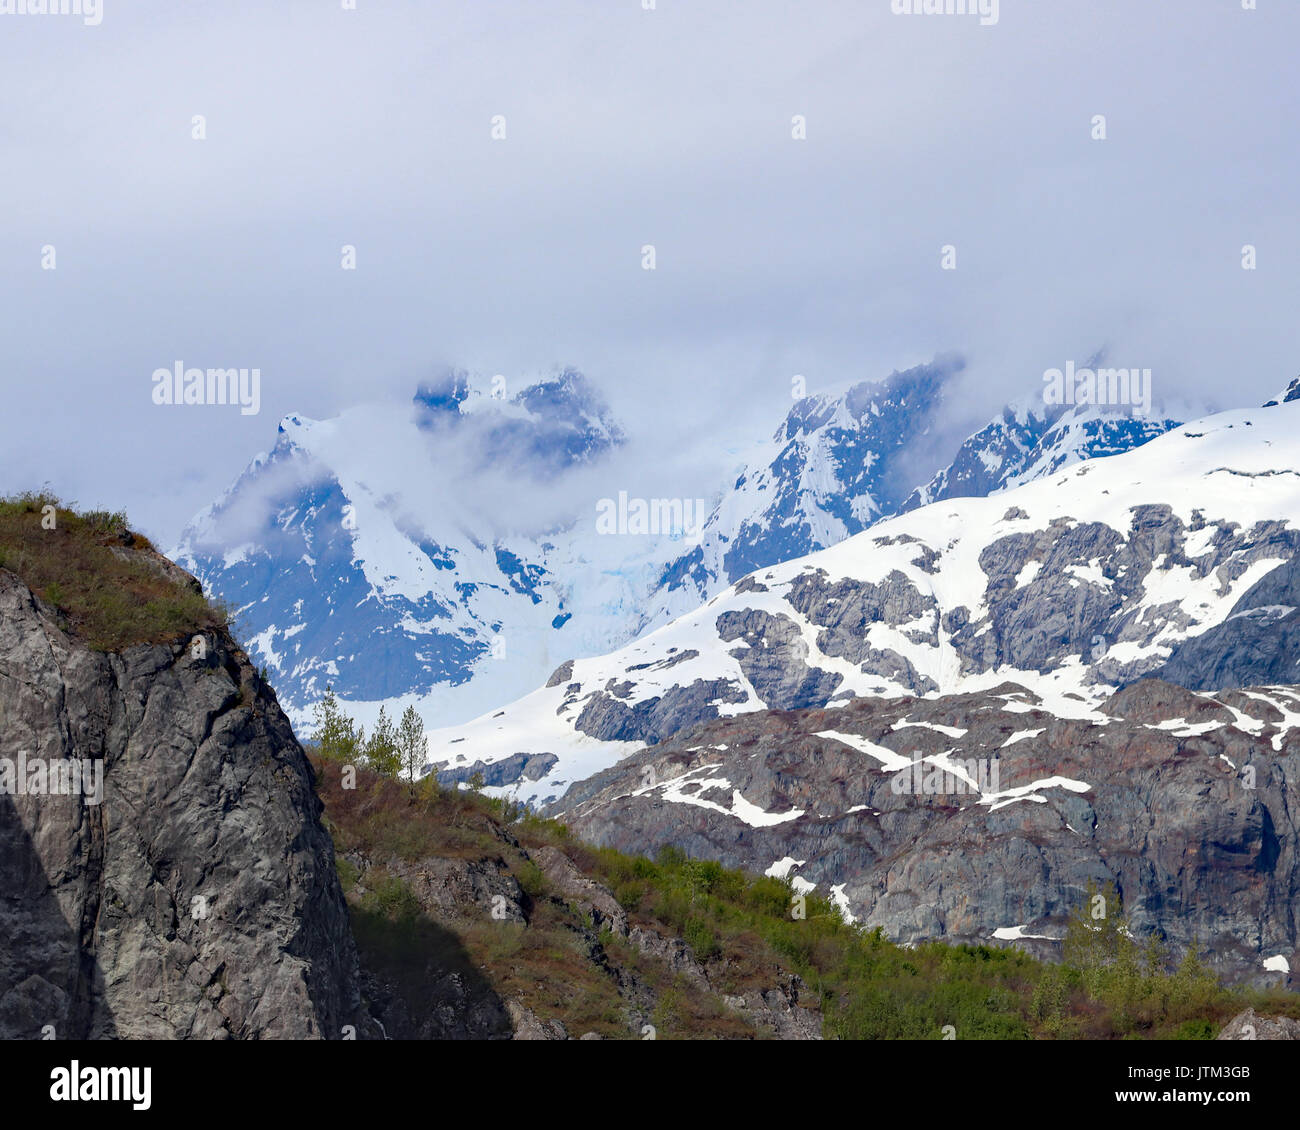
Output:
(531, 845), (627, 935)
(944, 508), (1300, 686)
(545, 660), (575, 688)
(551, 679), (1300, 988)
(506, 999), (569, 1040)
(573, 677), (748, 745)
(721, 979), (823, 1041)
(436, 751), (559, 788)
(1262, 378), (1300, 407)
(716, 609), (842, 710)
(0, 568), (361, 1040)
(1153, 556), (1300, 691)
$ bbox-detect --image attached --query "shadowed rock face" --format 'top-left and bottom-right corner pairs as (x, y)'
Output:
(436, 751), (559, 788)
(0, 567), (361, 1039)
(1153, 557), (1300, 691)
(573, 677), (748, 745)
(716, 609), (843, 710)
(550, 679), (1300, 989)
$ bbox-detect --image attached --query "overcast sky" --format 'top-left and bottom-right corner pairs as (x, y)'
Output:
(1, 0), (1297, 546)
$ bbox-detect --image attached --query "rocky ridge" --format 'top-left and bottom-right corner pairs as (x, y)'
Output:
(549, 677), (1300, 989)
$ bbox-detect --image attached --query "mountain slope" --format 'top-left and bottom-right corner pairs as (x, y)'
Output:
(548, 677), (1300, 988)
(173, 359), (1179, 732)
(425, 402), (1300, 805)
(643, 356), (965, 627)
(894, 402), (1179, 515)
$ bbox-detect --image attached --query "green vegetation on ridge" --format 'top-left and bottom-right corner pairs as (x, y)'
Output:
(0, 491), (227, 651)
(307, 694), (1300, 1039)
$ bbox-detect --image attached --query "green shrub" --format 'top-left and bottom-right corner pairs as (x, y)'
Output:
(335, 854), (359, 893)
(360, 873), (422, 923)
(683, 917), (720, 961)
(516, 860), (548, 899)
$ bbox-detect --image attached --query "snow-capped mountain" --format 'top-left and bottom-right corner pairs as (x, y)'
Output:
(893, 402), (1180, 515)
(173, 357), (1177, 732)
(1262, 375), (1300, 407)
(642, 356), (964, 627)
(172, 369), (667, 727)
(425, 400), (1300, 805)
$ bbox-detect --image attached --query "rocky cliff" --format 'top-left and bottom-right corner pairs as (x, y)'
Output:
(0, 548), (361, 1039)
(550, 678), (1300, 989)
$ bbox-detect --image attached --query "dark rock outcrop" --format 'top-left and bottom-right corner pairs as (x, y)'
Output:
(573, 677), (748, 745)
(436, 751), (558, 788)
(0, 566), (362, 1039)
(1151, 556), (1300, 691)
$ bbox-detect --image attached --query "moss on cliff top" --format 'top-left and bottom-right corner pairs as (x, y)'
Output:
(0, 490), (227, 652)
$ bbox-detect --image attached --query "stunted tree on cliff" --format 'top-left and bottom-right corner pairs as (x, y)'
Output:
(363, 705), (401, 778)
(311, 684), (365, 764)
(397, 704), (429, 783)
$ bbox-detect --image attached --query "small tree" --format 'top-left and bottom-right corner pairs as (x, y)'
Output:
(1168, 937), (1221, 1017)
(397, 704), (429, 783)
(364, 705), (402, 777)
(312, 685), (365, 764)
(1063, 878), (1130, 995)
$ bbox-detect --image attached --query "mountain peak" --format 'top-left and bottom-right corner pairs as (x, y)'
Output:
(895, 390), (1180, 516)
(1262, 376), (1300, 407)
(412, 370), (474, 416)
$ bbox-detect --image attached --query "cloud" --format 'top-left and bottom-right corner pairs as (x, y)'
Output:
(0, 0), (1296, 543)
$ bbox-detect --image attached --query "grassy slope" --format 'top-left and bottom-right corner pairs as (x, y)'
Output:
(0, 492), (226, 651)
(311, 756), (1300, 1040)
